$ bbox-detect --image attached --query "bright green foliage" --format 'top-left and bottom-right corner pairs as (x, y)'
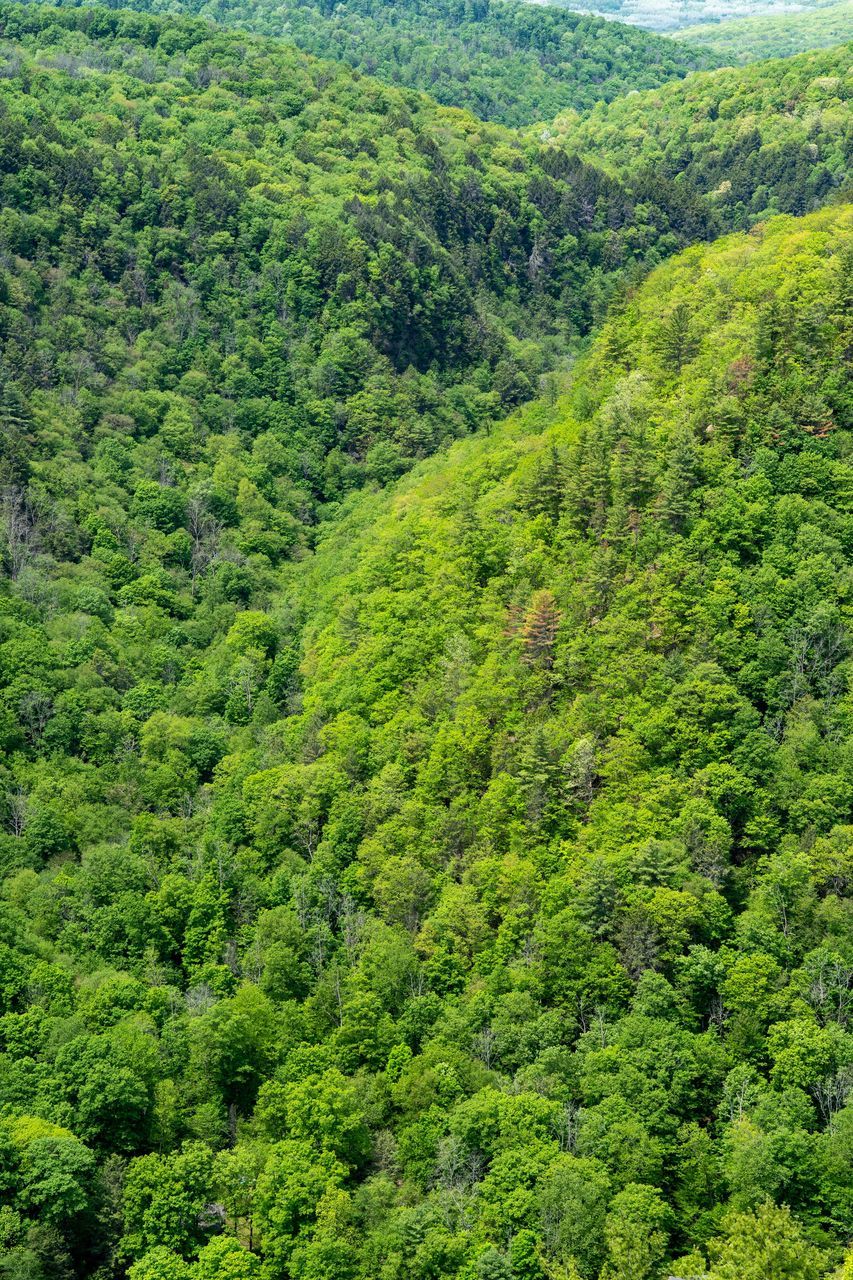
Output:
(675, 3), (853, 64)
(254, 1140), (349, 1274)
(601, 1183), (670, 1280)
(0, 198), (851, 1276)
(708, 1200), (829, 1279)
(129, 1250), (192, 1280)
(120, 1143), (217, 1261)
(193, 1237), (260, 1279)
(0, 0), (749, 534)
(129, 1238), (259, 1280)
(549, 44), (852, 227)
(0, 5), (851, 1273)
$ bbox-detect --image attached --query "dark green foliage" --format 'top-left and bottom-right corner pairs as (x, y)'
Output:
(0, 0), (735, 530)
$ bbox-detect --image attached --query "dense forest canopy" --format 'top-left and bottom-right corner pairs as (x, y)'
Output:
(1, 0), (853, 1277)
(0, 4), (847, 526)
(546, 41), (852, 206)
(0, 0), (658, 516)
(2, 192), (853, 1279)
(8, 0), (723, 126)
(675, 0), (853, 64)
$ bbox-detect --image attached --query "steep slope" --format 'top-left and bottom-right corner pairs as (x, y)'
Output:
(10, 0), (722, 126)
(0, 0), (691, 520)
(1, 205), (852, 1278)
(675, 1), (853, 63)
(0, 3), (848, 538)
(1, 2), (846, 552)
(547, 42), (852, 224)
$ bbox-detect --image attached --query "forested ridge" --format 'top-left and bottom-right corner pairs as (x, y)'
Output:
(0, 4), (853, 1279)
(675, 1), (853, 64)
(8, 0), (722, 126)
(0, 5), (847, 519)
(546, 41), (852, 216)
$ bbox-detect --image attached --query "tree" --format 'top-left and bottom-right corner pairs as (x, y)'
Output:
(256, 1069), (370, 1166)
(707, 1201), (828, 1280)
(656, 303), (699, 373)
(128, 1249), (192, 1280)
(601, 1183), (671, 1280)
(188, 987), (278, 1123)
(254, 1141), (347, 1275)
(521, 591), (561, 668)
(539, 1155), (611, 1279)
(18, 1136), (96, 1227)
(0, 487), (38, 580)
(120, 1144), (217, 1263)
(194, 1236), (261, 1279)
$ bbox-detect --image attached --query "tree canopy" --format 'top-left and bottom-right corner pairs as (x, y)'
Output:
(0, 5), (852, 1276)
(675, 1), (853, 64)
(11, 0), (723, 125)
(1, 185), (852, 1276)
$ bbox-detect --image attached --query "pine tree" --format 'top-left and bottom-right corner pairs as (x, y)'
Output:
(660, 426), (701, 531)
(521, 590), (561, 666)
(525, 445), (566, 524)
(657, 302), (699, 373)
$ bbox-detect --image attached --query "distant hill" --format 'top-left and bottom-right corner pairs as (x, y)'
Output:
(674, 0), (853, 62)
(560, 0), (840, 35)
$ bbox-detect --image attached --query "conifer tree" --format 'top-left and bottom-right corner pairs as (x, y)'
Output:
(521, 590), (561, 666)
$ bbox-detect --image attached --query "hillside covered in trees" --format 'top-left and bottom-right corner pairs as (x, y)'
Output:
(2, 190), (853, 1279)
(1, 3), (853, 1279)
(0, 4), (847, 523)
(546, 41), (852, 222)
(7, 0), (723, 126)
(675, 0), (852, 63)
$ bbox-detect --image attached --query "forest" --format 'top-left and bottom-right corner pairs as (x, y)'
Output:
(674, 1), (853, 63)
(0, 0), (852, 1278)
(3, 0), (722, 126)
